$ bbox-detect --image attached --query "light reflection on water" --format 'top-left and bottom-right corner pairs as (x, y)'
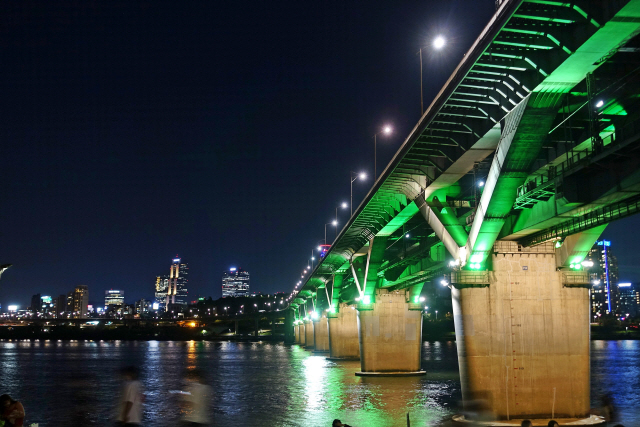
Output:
(0, 339), (637, 426)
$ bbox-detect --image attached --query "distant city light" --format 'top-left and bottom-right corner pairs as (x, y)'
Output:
(230, 267), (237, 271)
(8, 305), (17, 312)
(619, 283), (632, 287)
(173, 258), (181, 263)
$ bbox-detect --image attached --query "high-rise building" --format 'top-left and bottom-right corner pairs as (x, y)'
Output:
(56, 294), (68, 318)
(155, 276), (168, 308)
(222, 268), (250, 297)
(105, 289), (125, 308)
(72, 285), (89, 318)
(618, 282), (640, 318)
(586, 240), (619, 318)
(31, 293), (41, 314)
(165, 256), (188, 309)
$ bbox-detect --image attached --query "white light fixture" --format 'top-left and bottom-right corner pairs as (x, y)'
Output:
(596, 100), (604, 108)
(433, 36), (446, 50)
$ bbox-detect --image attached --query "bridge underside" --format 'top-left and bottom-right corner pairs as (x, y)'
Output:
(287, 0), (640, 419)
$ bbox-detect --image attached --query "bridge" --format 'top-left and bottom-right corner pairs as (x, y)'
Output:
(284, 0), (640, 421)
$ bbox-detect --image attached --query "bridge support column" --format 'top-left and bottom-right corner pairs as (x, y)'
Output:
(327, 303), (360, 360)
(312, 315), (329, 352)
(285, 309), (294, 344)
(304, 319), (314, 349)
(294, 323), (301, 344)
(453, 241), (590, 420)
(355, 289), (424, 376)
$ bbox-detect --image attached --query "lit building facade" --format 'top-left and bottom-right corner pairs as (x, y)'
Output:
(105, 289), (125, 308)
(155, 276), (168, 308)
(165, 256), (188, 309)
(222, 268), (250, 297)
(586, 240), (619, 318)
(135, 298), (151, 315)
(618, 282), (640, 318)
(72, 285), (89, 318)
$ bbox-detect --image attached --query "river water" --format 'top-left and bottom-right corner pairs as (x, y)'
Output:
(0, 339), (637, 426)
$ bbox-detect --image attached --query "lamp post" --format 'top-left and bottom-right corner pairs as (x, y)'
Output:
(324, 221), (338, 244)
(374, 125), (392, 180)
(350, 172), (366, 216)
(418, 35), (446, 115)
(335, 202), (347, 239)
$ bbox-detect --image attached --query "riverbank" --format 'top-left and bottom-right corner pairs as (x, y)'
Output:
(1, 323), (638, 341)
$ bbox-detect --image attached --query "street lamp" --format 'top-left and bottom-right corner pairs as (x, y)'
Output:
(435, 310), (438, 320)
(335, 202), (348, 239)
(374, 126), (392, 180)
(350, 172), (367, 216)
(324, 221), (338, 244)
(418, 35), (446, 115)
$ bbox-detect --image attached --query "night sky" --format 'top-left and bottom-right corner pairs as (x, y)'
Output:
(1, 1), (638, 308)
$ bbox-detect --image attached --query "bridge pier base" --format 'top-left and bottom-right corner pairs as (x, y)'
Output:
(284, 309), (294, 344)
(313, 315), (329, 352)
(294, 323), (301, 344)
(453, 241), (590, 420)
(304, 319), (314, 349)
(355, 289), (425, 376)
(327, 303), (360, 360)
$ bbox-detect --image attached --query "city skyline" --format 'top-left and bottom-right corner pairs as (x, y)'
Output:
(1, 0), (639, 309)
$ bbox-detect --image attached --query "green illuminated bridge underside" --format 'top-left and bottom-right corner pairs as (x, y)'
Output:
(289, 0), (640, 314)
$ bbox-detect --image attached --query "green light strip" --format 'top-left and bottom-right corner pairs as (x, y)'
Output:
(513, 13), (574, 24)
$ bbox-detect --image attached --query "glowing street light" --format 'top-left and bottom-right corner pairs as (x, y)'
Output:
(374, 125), (393, 180)
(433, 35), (446, 50)
(350, 172), (367, 216)
(418, 35), (447, 114)
(334, 202), (348, 240)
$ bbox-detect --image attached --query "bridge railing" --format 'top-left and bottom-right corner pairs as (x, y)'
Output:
(516, 117), (640, 205)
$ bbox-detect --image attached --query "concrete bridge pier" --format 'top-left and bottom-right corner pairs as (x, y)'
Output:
(304, 319), (314, 349)
(355, 289), (425, 376)
(452, 241), (590, 420)
(284, 309), (294, 344)
(327, 303), (360, 360)
(294, 323), (301, 344)
(312, 315), (329, 353)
